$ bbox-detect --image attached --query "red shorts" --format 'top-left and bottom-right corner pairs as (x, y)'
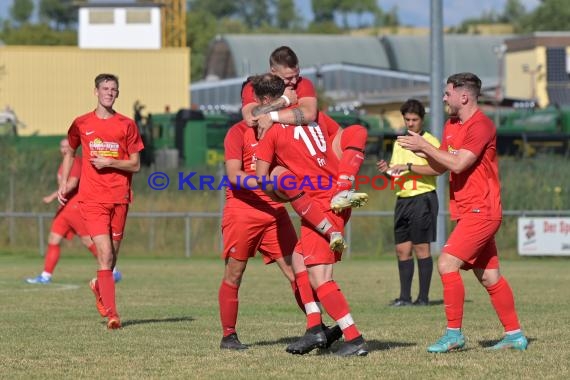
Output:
(296, 210), (350, 266)
(221, 206), (297, 264)
(444, 218), (501, 270)
(51, 200), (88, 239)
(79, 202), (129, 240)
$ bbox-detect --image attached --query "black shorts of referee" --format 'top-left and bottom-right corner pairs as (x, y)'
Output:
(394, 190), (438, 245)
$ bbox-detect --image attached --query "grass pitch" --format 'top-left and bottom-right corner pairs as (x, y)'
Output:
(1, 253), (569, 379)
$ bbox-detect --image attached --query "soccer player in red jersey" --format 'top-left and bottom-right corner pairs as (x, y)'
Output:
(253, 73), (368, 357)
(397, 72), (528, 352)
(241, 46), (369, 212)
(57, 73), (144, 330)
(26, 139), (121, 284)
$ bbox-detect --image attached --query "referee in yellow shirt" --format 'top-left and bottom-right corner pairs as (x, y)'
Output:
(377, 99), (439, 307)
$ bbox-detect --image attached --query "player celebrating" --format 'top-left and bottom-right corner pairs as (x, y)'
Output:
(241, 46), (369, 213)
(397, 72), (528, 352)
(219, 105), (342, 350)
(253, 73), (368, 357)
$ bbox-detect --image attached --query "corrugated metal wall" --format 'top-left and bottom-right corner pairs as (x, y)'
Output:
(0, 46), (189, 135)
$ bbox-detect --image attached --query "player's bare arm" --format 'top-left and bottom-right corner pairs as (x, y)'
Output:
(225, 159), (258, 189)
(255, 159), (273, 193)
(57, 149), (76, 205)
(90, 152), (141, 173)
(398, 131), (475, 174)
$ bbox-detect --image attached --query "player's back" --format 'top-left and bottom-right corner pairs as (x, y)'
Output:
(262, 114), (339, 206)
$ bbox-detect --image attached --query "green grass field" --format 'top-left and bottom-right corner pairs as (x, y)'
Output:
(1, 253), (569, 379)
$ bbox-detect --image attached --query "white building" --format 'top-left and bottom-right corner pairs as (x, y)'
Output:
(78, 1), (162, 49)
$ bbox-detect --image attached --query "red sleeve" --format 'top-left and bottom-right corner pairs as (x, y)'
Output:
(439, 122), (449, 151)
(67, 121), (80, 150)
(241, 82), (256, 108)
(318, 112), (340, 137)
(69, 156), (82, 179)
(256, 127), (278, 163)
(463, 120), (493, 157)
(126, 120), (144, 154)
(296, 77), (316, 99)
(224, 125), (244, 161)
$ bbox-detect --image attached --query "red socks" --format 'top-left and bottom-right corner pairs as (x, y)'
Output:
(316, 281), (360, 341)
(295, 271), (322, 329)
(97, 269), (118, 319)
(43, 244), (60, 274)
(441, 271), (464, 329)
(218, 281), (239, 337)
(336, 125), (367, 192)
(486, 276), (521, 332)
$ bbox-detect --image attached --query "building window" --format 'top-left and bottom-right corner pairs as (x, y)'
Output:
(126, 9), (151, 24)
(89, 9), (114, 24)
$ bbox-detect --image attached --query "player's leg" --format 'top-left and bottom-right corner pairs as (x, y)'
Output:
(473, 237), (527, 351)
(219, 257), (249, 350)
(330, 125), (369, 212)
(270, 166), (346, 252)
(26, 230), (64, 284)
(79, 234), (122, 283)
(310, 263), (368, 357)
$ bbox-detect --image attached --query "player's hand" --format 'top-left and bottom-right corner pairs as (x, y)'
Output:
(376, 160), (389, 173)
(256, 114), (274, 140)
(57, 184), (68, 205)
(90, 156), (113, 170)
(387, 164), (407, 175)
(42, 194), (55, 204)
(397, 130), (427, 152)
(283, 87), (298, 106)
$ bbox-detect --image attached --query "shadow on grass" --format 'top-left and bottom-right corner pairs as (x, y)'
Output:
(120, 316), (195, 327)
(251, 337), (416, 354)
(477, 336), (535, 349)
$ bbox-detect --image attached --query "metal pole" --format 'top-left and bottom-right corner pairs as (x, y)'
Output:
(430, 0), (447, 253)
(38, 215), (45, 256)
(185, 215), (191, 258)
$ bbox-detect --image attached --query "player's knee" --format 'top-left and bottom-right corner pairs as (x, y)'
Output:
(341, 124), (367, 150)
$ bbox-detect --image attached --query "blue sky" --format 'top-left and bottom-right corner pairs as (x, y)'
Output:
(0, 0), (541, 28)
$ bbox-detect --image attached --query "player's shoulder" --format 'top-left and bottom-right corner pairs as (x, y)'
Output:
(114, 112), (136, 125)
(73, 111), (94, 125)
(227, 120), (249, 135)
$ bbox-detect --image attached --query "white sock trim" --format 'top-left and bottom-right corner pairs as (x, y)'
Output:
(337, 313), (354, 330)
(305, 302), (320, 315)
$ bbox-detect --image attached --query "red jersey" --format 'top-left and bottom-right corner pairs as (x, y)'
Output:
(241, 76), (316, 107)
(224, 121), (282, 210)
(67, 111), (144, 204)
(440, 109), (502, 220)
(256, 114), (339, 208)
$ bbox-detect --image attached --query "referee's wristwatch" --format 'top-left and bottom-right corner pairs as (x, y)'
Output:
(407, 162), (413, 172)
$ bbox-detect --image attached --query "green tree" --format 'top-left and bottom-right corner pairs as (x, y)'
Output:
(188, 0), (237, 19)
(521, 0), (570, 32)
(0, 23), (76, 45)
(10, 0), (34, 25)
(337, 0), (378, 29)
(235, 0), (271, 29)
(39, 0), (78, 30)
(312, 0), (339, 23)
(502, 0), (526, 23)
(275, 0), (301, 30)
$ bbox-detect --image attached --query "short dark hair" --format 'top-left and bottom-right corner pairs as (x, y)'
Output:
(446, 72), (481, 96)
(95, 73), (119, 88)
(269, 46), (299, 69)
(251, 73), (286, 100)
(400, 99), (425, 119)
